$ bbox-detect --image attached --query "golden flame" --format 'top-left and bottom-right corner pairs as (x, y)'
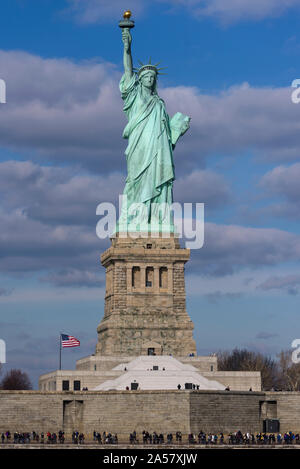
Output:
(123, 10), (132, 20)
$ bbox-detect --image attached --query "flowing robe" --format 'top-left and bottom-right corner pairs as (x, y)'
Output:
(119, 73), (174, 225)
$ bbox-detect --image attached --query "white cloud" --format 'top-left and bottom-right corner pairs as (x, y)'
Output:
(191, 222), (300, 275)
(65, 0), (300, 25)
(0, 208), (104, 274)
(0, 286), (104, 303)
(160, 0), (300, 24)
(0, 160), (124, 225)
(1, 160), (300, 279)
(261, 163), (300, 200)
(257, 274), (300, 295)
(0, 50), (124, 171)
(0, 160), (233, 284)
(0, 52), (299, 283)
(259, 163), (300, 219)
(202, 290), (243, 302)
(64, 0), (145, 24)
(187, 266), (300, 297)
(0, 162), (230, 238)
(0, 287), (12, 296)
(174, 169), (231, 207)
(0, 51), (299, 174)
(40, 269), (103, 288)
(161, 83), (300, 164)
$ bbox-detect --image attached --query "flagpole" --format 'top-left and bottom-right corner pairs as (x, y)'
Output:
(59, 333), (62, 370)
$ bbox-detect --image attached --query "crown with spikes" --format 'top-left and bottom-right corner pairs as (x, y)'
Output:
(133, 58), (167, 77)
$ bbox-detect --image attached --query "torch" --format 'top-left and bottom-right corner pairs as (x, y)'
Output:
(119, 10), (135, 30)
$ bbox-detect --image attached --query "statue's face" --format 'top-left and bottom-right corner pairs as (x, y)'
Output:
(140, 71), (156, 90)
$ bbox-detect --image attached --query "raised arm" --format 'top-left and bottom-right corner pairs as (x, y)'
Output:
(122, 29), (133, 80)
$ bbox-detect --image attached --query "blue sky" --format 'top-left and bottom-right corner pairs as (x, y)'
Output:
(0, 0), (300, 388)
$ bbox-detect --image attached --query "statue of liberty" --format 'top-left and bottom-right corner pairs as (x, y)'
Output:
(117, 12), (190, 234)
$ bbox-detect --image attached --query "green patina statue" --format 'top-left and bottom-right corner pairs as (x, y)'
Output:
(117, 12), (190, 233)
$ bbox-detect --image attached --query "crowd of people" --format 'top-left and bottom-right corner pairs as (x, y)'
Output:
(187, 430), (300, 445)
(71, 431), (85, 444)
(1, 429), (300, 445)
(93, 431), (118, 444)
(129, 431), (183, 444)
(0, 430), (66, 444)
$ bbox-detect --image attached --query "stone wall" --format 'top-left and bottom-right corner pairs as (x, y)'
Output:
(2, 389), (299, 438)
(0, 390), (190, 438)
(0, 392), (63, 431)
(190, 391), (262, 433)
(264, 392), (300, 432)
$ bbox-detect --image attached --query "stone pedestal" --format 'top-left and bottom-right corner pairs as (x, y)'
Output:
(95, 234), (196, 356)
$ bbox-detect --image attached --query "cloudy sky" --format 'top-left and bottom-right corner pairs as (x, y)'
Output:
(0, 0), (300, 387)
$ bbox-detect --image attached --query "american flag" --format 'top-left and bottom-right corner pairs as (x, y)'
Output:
(61, 334), (80, 348)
